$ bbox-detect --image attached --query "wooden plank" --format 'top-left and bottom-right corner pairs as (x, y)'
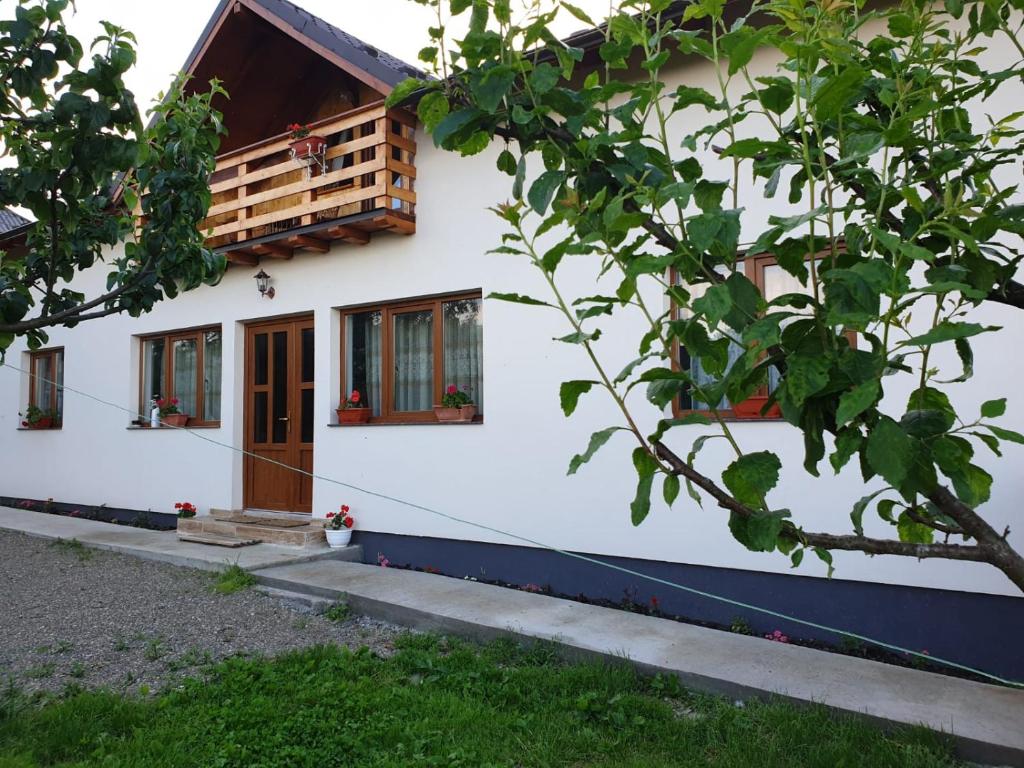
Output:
(214, 103), (387, 170)
(324, 225), (370, 245)
(387, 108), (418, 128)
(285, 234), (329, 253)
(387, 184), (417, 204)
(209, 139), (383, 196)
(384, 213), (416, 234)
(386, 156), (418, 180)
(207, 183), (386, 238)
(388, 132), (417, 154)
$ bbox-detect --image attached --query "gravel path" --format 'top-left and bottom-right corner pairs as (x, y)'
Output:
(0, 530), (405, 694)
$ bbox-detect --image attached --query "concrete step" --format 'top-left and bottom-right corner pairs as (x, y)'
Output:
(177, 515), (326, 548)
(177, 531), (260, 548)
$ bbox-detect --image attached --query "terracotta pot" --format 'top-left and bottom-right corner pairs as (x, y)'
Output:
(289, 135), (326, 158)
(162, 413), (189, 428)
(732, 396), (781, 420)
(28, 417), (53, 430)
(337, 407), (371, 424)
(433, 404), (477, 423)
(325, 528), (353, 548)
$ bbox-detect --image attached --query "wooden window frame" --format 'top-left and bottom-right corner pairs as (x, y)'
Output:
(138, 325), (222, 427)
(671, 252), (854, 421)
(28, 347), (63, 429)
(339, 291), (483, 425)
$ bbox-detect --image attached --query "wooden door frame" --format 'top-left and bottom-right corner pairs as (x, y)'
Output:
(243, 314), (314, 513)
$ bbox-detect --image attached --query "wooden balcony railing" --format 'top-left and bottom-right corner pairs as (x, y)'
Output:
(200, 102), (416, 260)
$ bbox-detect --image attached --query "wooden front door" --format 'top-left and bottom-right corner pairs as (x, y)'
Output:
(244, 316), (314, 512)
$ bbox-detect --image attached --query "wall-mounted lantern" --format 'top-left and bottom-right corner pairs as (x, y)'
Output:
(254, 269), (275, 299)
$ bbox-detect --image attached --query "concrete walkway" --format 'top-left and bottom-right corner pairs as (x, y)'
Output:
(253, 559), (1024, 767)
(1, 506), (1021, 765)
(0, 506), (358, 572)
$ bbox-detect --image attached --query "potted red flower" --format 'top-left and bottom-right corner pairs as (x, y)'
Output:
(732, 394), (782, 419)
(174, 501), (197, 518)
(434, 385), (476, 423)
(337, 390), (371, 424)
(20, 405), (55, 429)
(324, 504), (354, 547)
(157, 397), (189, 427)
(287, 122), (326, 159)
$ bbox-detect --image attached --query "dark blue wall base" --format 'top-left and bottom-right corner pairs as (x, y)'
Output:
(0, 496), (178, 531)
(353, 530), (1024, 681)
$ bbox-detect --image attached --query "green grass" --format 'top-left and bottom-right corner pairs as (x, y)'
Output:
(210, 564), (257, 595)
(48, 538), (92, 562)
(0, 636), (961, 767)
(322, 600), (351, 623)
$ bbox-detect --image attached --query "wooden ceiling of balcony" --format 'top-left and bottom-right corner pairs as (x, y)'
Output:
(185, 4), (383, 155)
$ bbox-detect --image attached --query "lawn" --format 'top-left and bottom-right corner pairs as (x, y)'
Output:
(0, 634), (960, 767)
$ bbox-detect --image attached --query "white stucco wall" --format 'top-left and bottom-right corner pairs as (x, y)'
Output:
(2, 14), (1022, 599)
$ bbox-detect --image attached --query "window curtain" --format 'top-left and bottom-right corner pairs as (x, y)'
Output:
(33, 355), (53, 413)
(443, 298), (483, 414)
(173, 338), (198, 417)
(142, 339), (165, 416)
(393, 310), (433, 412)
(54, 352), (64, 421)
(346, 311), (382, 416)
(203, 331), (222, 421)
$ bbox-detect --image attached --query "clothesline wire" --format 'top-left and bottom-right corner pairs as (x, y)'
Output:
(3, 359), (1021, 688)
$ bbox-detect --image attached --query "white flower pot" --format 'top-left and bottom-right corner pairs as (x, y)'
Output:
(325, 528), (352, 548)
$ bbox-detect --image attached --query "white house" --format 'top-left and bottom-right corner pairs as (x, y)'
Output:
(2, 0), (1022, 680)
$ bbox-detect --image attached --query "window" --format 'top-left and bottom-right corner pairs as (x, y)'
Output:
(674, 253), (838, 418)
(28, 348), (63, 428)
(341, 292), (483, 423)
(140, 327), (222, 425)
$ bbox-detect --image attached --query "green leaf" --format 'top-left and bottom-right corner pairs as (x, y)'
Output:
(728, 509), (787, 552)
(692, 283), (731, 326)
(417, 91), (449, 133)
(784, 355), (831, 406)
(486, 292), (552, 307)
(432, 108), (482, 147)
(851, 489), (886, 536)
(528, 170), (565, 214)
(981, 398), (1007, 418)
(568, 427), (622, 475)
(902, 322), (996, 347)
(722, 451), (781, 508)
(811, 65), (865, 121)
(896, 512), (934, 544)
(987, 425), (1024, 445)
(835, 380), (879, 426)
(866, 416), (913, 488)
(631, 448), (658, 525)
(559, 380), (599, 416)
(663, 474), (681, 507)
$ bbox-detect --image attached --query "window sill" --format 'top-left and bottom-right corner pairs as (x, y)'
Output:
(126, 424), (222, 430)
(326, 420), (483, 428)
(16, 427), (61, 431)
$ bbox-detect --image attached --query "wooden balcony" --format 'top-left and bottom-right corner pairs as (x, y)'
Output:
(200, 102), (416, 264)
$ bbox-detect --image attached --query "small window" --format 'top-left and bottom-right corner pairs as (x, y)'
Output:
(674, 253), (842, 419)
(27, 348), (63, 428)
(341, 292), (483, 423)
(139, 327), (222, 425)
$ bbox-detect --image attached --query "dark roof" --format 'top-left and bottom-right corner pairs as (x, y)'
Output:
(0, 208), (30, 237)
(184, 0), (423, 91)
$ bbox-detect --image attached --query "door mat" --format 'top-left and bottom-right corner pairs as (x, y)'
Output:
(225, 514), (309, 528)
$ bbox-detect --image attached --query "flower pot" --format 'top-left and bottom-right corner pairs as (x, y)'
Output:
(289, 135), (326, 158)
(732, 396), (781, 420)
(433, 404), (477, 423)
(162, 413), (189, 428)
(325, 528), (353, 548)
(337, 407), (371, 424)
(28, 417), (53, 430)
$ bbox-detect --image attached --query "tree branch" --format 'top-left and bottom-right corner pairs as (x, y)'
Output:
(652, 440), (1003, 572)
